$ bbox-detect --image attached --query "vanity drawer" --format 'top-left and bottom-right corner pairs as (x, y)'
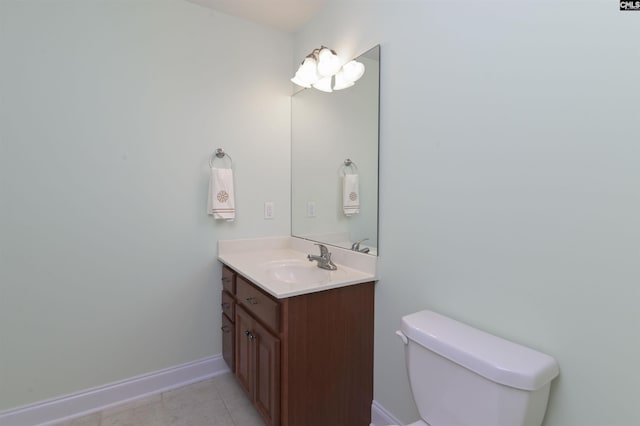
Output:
(222, 266), (236, 294)
(221, 290), (235, 321)
(221, 312), (235, 372)
(236, 275), (280, 333)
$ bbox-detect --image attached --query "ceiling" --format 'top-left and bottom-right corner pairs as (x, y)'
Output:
(185, 0), (328, 33)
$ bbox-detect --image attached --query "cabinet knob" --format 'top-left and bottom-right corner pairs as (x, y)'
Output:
(221, 325), (231, 333)
(244, 330), (251, 336)
(245, 297), (258, 305)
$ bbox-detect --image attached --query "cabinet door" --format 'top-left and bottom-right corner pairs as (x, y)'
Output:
(253, 320), (280, 426)
(235, 305), (254, 399)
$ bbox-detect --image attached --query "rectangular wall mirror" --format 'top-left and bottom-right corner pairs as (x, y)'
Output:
(291, 45), (380, 255)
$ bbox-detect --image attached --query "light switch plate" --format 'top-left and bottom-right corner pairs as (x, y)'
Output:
(307, 201), (316, 217)
(264, 202), (274, 219)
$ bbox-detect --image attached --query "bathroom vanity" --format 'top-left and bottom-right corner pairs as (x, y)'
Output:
(218, 237), (376, 426)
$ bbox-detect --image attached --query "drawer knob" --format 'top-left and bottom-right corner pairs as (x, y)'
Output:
(221, 325), (231, 333)
(245, 297), (258, 305)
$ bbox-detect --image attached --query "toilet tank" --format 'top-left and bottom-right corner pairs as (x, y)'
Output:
(398, 310), (559, 426)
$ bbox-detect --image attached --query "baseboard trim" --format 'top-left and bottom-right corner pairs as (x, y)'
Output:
(0, 355), (229, 426)
(370, 399), (403, 426)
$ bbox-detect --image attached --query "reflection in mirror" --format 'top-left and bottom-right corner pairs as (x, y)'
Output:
(291, 45), (380, 255)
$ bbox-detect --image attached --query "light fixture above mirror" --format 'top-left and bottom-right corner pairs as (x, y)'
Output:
(291, 46), (365, 93)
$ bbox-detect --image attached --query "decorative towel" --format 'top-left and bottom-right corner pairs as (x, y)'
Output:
(207, 167), (235, 221)
(343, 174), (360, 216)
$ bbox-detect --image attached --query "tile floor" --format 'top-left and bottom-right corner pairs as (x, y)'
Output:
(53, 373), (265, 426)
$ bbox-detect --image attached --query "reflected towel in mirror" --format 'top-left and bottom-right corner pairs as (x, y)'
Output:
(208, 167), (235, 221)
(343, 174), (360, 216)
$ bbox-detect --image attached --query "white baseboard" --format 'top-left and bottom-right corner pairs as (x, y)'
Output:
(0, 355), (229, 426)
(370, 399), (403, 426)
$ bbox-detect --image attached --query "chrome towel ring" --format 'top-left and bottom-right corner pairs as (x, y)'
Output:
(209, 148), (233, 168)
(341, 158), (359, 175)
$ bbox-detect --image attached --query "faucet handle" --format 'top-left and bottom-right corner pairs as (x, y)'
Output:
(315, 243), (329, 256)
(309, 243), (337, 270)
(351, 238), (369, 251)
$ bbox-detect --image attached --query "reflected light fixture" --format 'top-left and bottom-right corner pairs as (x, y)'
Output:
(291, 46), (365, 92)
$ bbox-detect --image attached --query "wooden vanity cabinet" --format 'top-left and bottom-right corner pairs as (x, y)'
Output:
(235, 275), (281, 425)
(220, 266), (236, 372)
(221, 265), (374, 426)
(235, 304), (281, 425)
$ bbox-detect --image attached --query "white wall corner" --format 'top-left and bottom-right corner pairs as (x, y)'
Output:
(0, 355), (229, 426)
(371, 399), (403, 426)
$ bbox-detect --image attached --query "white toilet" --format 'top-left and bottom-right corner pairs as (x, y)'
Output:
(390, 310), (559, 426)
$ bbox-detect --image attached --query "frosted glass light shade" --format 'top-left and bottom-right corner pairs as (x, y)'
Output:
(316, 47), (341, 77)
(291, 72), (312, 88)
(333, 70), (355, 90)
(292, 57), (319, 87)
(312, 76), (333, 92)
(342, 60), (365, 83)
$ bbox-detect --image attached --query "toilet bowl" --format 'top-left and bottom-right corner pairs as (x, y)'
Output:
(388, 310), (559, 426)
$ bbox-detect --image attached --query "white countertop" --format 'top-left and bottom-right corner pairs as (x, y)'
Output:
(218, 236), (377, 299)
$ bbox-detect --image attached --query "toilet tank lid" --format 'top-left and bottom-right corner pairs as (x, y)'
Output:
(401, 310), (559, 391)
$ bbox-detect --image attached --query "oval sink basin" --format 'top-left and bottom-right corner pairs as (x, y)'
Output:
(266, 260), (330, 285)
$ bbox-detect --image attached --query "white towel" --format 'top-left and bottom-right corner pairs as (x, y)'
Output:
(207, 167), (235, 221)
(343, 174), (360, 216)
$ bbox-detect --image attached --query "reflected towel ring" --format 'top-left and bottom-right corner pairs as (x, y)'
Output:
(341, 158), (359, 175)
(209, 148), (233, 168)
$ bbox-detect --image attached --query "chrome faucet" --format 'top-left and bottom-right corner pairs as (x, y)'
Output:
(351, 238), (370, 253)
(307, 244), (337, 271)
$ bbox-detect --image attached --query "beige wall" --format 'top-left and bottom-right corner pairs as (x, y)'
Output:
(0, 0), (291, 410)
(295, 1), (640, 425)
